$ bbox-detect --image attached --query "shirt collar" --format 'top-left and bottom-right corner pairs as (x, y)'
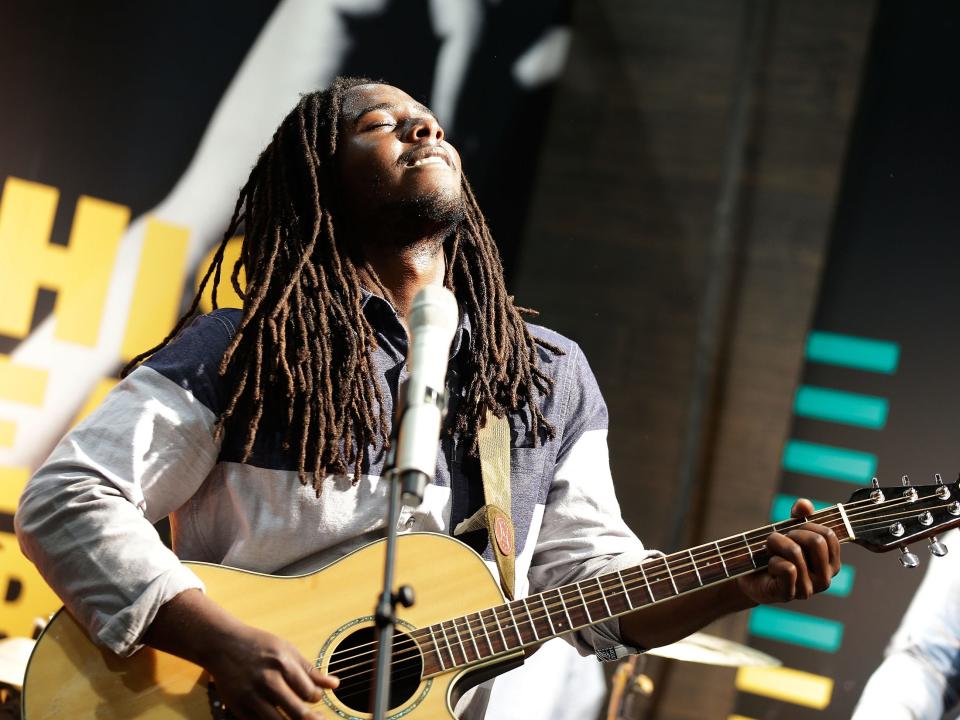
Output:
(360, 287), (472, 361)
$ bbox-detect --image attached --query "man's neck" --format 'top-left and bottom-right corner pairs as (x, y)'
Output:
(359, 235), (446, 321)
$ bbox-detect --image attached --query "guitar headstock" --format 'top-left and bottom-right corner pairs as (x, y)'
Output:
(845, 474), (960, 566)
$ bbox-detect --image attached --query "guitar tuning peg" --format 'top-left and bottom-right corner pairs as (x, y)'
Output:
(899, 547), (920, 568)
(872, 477), (880, 489)
(902, 474), (911, 486)
(929, 536), (949, 557)
(936, 473), (951, 499)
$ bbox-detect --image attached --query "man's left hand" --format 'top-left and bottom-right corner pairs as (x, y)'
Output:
(736, 498), (841, 604)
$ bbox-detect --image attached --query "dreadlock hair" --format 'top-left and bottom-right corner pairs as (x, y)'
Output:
(124, 76), (562, 491)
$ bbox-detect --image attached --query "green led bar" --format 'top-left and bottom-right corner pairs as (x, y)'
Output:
(782, 440), (877, 484)
(749, 606), (844, 652)
(806, 331), (900, 374)
(794, 385), (888, 429)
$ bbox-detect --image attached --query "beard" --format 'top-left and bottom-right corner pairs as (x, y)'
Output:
(378, 185), (467, 245)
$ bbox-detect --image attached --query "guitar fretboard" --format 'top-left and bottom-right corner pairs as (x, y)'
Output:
(411, 506), (853, 676)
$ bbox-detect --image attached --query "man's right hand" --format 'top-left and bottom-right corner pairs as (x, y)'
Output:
(143, 589), (338, 719)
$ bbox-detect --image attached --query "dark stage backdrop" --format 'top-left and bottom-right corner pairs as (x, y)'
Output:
(0, 0), (570, 639)
(733, 2), (960, 718)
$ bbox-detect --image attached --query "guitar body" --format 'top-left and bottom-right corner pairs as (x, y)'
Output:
(21, 533), (522, 719)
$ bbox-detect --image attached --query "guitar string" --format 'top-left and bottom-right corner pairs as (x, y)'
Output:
(326, 491), (904, 668)
(324, 518), (853, 683)
(326, 518), (939, 690)
(838, 502), (959, 534)
(329, 519), (954, 689)
(325, 493), (955, 681)
(325, 510), (845, 674)
(325, 519), (863, 687)
(326, 493), (949, 680)
(326, 496), (944, 683)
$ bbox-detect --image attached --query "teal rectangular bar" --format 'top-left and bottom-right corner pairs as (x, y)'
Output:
(748, 606), (844, 652)
(794, 385), (889, 429)
(806, 331), (900, 374)
(782, 440), (877, 484)
(825, 565), (855, 598)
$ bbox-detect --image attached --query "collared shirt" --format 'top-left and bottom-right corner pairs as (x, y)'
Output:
(16, 295), (652, 717)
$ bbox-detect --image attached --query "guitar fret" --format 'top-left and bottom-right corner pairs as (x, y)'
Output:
(639, 562), (654, 602)
(617, 570), (635, 610)
(540, 594), (557, 634)
(438, 622), (456, 666)
(521, 598), (541, 641)
(743, 533), (756, 568)
(663, 557), (679, 595)
(576, 582), (594, 623)
(715, 541), (730, 577)
(688, 549), (702, 586)
(596, 577), (613, 615)
(462, 615), (481, 660)
(478, 610), (494, 655)
(491, 607), (510, 652)
(557, 588), (575, 630)
(449, 618), (469, 663)
(429, 625), (447, 671)
(505, 602), (525, 646)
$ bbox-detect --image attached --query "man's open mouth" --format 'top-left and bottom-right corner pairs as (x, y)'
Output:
(404, 146), (453, 169)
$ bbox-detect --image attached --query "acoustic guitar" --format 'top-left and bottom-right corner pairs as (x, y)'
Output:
(21, 476), (960, 719)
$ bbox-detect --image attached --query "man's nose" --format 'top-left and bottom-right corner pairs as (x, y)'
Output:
(406, 115), (444, 143)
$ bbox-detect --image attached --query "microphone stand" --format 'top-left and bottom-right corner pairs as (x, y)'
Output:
(371, 463), (410, 720)
(371, 407), (435, 719)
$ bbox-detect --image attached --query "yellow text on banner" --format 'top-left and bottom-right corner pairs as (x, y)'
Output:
(0, 177), (129, 346)
(120, 219), (190, 362)
(0, 531), (62, 638)
(0, 355), (49, 406)
(0, 468), (62, 637)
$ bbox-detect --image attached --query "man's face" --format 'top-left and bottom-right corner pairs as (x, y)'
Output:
(337, 83), (464, 230)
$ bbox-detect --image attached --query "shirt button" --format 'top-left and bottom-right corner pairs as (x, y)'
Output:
(404, 516), (416, 529)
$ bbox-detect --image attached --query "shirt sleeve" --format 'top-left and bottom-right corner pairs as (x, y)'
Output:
(526, 342), (658, 660)
(14, 312), (234, 656)
(851, 528), (960, 720)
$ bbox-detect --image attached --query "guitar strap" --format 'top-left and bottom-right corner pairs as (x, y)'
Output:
(452, 411), (516, 599)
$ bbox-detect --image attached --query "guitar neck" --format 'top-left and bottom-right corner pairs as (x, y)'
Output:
(414, 504), (856, 676)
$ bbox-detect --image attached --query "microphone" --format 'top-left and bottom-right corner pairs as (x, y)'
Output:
(393, 285), (458, 507)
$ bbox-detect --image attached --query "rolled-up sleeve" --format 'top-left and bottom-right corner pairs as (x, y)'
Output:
(15, 313), (232, 656)
(527, 343), (657, 660)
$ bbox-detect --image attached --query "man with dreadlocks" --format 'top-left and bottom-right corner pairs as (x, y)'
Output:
(17, 78), (840, 720)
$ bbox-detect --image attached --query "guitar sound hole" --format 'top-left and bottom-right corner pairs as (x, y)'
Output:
(326, 626), (424, 713)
